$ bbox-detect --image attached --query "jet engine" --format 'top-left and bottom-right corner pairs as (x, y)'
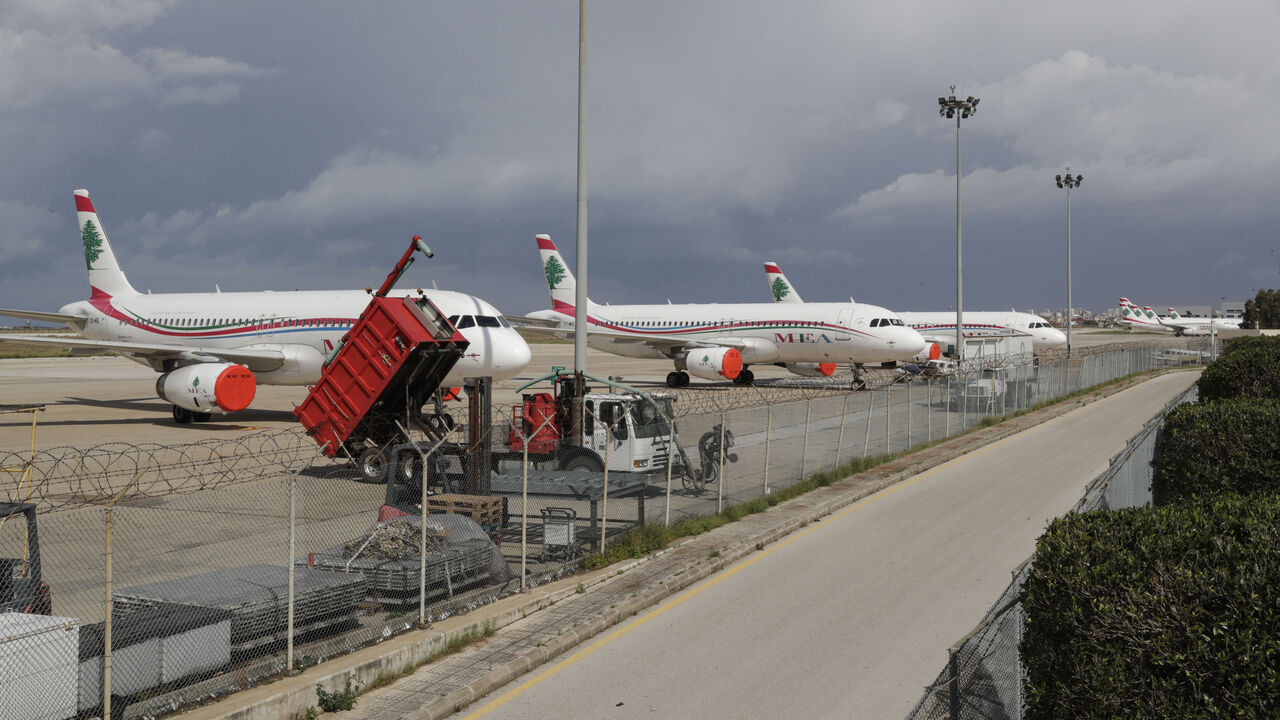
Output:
(156, 363), (257, 413)
(682, 347), (743, 381)
(912, 342), (942, 362)
(782, 362), (837, 377)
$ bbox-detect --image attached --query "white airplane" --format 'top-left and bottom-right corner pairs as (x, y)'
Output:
(520, 236), (927, 387)
(0, 189), (532, 423)
(763, 261), (1067, 349)
(1162, 307), (1241, 335)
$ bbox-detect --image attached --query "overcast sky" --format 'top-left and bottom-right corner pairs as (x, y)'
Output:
(2, 0), (1277, 319)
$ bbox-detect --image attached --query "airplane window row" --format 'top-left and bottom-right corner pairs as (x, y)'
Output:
(870, 318), (905, 327)
(448, 315), (512, 329)
(1028, 322), (1050, 328)
(124, 317), (351, 328)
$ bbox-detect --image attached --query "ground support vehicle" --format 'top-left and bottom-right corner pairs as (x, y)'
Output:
(0, 501), (51, 615)
(293, 237), (469, 474)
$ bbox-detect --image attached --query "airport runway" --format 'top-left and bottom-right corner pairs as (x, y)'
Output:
(445, 371), (1199, 720)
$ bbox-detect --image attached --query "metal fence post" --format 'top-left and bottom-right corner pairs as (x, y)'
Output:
(906, 380), (912, 449)
(801, 402), (812, 478)
(287, 474), (296, 669)
(884, 384), (892, 455)
(664, 415), (676, 526)
(945, 373), (951, 438)
(834, 394), (847, 470)
(927, 378), (933, 444)
(947, 647), (960, 719)
(716, 413), (727, 514)
(863, 386), (875, 458)
(601, 432), (612, 553)
(764, 405), (773, 496)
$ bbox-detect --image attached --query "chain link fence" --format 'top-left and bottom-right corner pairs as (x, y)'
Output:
(905, 383), (1201, 720)
(0, 339), (1210, 719)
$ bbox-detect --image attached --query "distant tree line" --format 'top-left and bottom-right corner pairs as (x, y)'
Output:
(1241, 288), (1280, 328)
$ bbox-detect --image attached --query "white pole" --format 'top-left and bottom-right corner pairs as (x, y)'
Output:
(573, 0), (589, 376)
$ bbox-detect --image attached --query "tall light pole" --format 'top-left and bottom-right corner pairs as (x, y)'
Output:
(1055, 169), (1082, 357)
(939, 88), (979, 364)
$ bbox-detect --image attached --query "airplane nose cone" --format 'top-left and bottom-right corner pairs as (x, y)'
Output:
(1049, 329), (1068, 347)
(496, 330), (533, 376)
(901, 328), (927, 357)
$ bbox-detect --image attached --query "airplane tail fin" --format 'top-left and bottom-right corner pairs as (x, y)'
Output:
(764, 261), (804, 303)
(536, 234), (593, 316)
(75, 189), (139, 298)
(1166, 307), (1182, 320)
(1118, 297), (1140, 322)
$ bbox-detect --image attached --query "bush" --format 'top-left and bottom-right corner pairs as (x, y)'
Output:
(1021, 496), (1280, 719)
(1220, 334), (1280, 357)
(1197, 341), (1280, 400)
(1151, 398), (1280, 505)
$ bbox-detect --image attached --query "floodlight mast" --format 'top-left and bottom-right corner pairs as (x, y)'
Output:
(938, 88), (979, 364)
(1055, 169), (1083, 357)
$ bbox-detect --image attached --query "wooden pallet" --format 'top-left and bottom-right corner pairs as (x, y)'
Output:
(425, 493), (505, 527)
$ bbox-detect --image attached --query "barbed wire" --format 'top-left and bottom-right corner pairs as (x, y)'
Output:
(1, 428), (324, 513)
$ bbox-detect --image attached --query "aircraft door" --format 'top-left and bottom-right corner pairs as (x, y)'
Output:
(834, 309), (854, 340)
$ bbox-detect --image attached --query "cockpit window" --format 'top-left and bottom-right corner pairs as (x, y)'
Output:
(870, 319), (881, 327)
(476, 315), (501, 328)
(455, 315), (476, 329)
(498, 316), (511, 328)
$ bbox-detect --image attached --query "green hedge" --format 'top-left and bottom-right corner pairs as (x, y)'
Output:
(1150, 398), (1280, 505)
(1220, 334), (1280, 357)
(1021, 495), (1280, 719)
(1197, 340), (1280, 400)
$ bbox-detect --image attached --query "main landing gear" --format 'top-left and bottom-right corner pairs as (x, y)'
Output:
(666, 371), (690, 388)
(171, 406), (212, 424)
(732, 369), (755, 386)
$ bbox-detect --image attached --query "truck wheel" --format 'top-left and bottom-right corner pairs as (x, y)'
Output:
(357, 447), (390, 484)
(560, 453), (603, 472)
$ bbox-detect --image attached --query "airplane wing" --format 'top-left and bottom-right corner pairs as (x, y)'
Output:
(0, 334), (285, 373)
(508, 318), (755, 356)
(0, 308), (87, 330)
(505, 314), (563, 328)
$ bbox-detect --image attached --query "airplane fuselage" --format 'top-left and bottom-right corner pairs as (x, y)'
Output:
(59, 287), (531, 386)
(534, 301), (926, 365)
(899, 311), (1067, 348)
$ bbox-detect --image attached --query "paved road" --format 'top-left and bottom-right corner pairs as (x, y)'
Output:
(449, 370), (1199, 720)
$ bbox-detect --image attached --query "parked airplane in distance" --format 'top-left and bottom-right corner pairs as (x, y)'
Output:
(1162, 307), (1242, 335)
(520, 236), (927, 387)
(0, 190), (532, 423)
(763, 261), (1066, 349)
